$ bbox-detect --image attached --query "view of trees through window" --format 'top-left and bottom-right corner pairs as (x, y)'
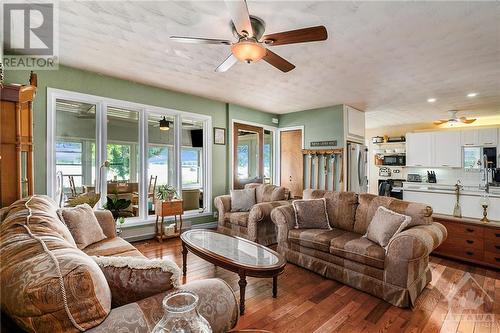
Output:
(107, 144), (131, 181)
(237, 144), (249, 178)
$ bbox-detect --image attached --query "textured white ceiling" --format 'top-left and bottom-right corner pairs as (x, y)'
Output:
(54, 1), (500, 128)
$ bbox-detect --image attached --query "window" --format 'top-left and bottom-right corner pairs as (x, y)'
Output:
(56, 141), (83, 193)
(182, 148), (202, 187)
(237, 144), (249, 178)
(48, 90), (212, 222)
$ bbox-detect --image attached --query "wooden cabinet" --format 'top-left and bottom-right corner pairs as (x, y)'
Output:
(406, 132), (433, 167)
(154, 199), (184, 241)
(1, 75), (37, 208)
(433, 214), (500, 269)
(433, 131), (461, 167)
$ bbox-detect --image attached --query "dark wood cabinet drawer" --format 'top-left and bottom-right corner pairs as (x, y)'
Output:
(485, 240), (500, 254)
(442, 237), (484, 250)
(484, 251), (500, 267)
(440, 221), (484, 238)
(435, 243), (483, 261)
(485, 228), (500, 241)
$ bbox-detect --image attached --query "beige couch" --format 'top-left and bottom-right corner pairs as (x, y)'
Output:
(214, 183), (290, 246)
(271, 190), (447, 307)
(0, 196), (239, 333)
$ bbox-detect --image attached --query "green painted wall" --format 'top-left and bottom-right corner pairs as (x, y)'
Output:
(279, 105), (344, 148)
(4, 66), (276, 224)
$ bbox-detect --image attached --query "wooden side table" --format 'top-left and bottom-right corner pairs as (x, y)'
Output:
(154, 199), (184, 242)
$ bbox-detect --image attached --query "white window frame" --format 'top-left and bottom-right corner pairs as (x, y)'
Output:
(47, 88), (213, 226)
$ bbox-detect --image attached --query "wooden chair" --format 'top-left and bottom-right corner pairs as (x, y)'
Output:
(68, 176), (78, 198)
(131, 175), (157, 216)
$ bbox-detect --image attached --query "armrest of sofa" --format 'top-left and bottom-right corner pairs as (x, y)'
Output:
(270, 204), (296, 244)
(214, 195), (231, 224)
(94, 210), (117, 238)
(87, 278), (238, 333)
(386, 222), (447, 260)
(385, 222), (447, 288)
(249, 200), (291, 223)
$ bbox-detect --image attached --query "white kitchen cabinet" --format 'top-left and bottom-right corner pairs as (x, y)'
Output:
(460, 129), (479, 146)
(433, 131), (461, 167)
(478, 128), (498, 146)
(344, 105), (365, 142)
(406, 132), (433, 167)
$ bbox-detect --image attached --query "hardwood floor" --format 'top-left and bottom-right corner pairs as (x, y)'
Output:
(134, 238), (499, 333)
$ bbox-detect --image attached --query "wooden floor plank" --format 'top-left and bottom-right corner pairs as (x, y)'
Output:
(135, 238), (500, 333)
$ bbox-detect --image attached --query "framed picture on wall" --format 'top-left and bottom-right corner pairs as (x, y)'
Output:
(214, 127), (226, 145)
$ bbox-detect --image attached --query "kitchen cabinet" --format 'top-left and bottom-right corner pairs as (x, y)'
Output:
(460, 128), (498, 147)
(478, 128), (498, 146)
(461, 129), (479, 146)
(344, 105), (365, 142)
(406, 132), (433, 167)
(433, 131), (461, 167)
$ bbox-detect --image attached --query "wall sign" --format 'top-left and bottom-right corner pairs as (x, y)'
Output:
(310, 140), (337, 147)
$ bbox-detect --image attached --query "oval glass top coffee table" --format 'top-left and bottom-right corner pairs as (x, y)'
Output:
(181, 229), (286, 315)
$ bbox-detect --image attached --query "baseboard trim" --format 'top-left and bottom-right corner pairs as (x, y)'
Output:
(123, 221), (218, 243)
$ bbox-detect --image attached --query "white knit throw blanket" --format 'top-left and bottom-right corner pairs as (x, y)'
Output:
(91, 256), (181, 288)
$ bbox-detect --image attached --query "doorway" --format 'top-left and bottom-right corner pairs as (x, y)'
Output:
(280, 129), (303, 198)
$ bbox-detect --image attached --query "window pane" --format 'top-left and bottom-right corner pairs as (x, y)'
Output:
(107, 106), (140, 218)
(264, 129), (273, 183)
(181, 119), (203, 211)
(148, 113), (175, 215)
(55, 99), (96, 200)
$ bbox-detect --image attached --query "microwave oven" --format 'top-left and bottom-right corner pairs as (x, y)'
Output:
(382, 155), (406, 166)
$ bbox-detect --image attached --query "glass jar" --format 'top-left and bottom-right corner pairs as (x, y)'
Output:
(152, 290), (212, 333)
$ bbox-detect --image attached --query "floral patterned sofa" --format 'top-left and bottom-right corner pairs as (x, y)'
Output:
(0, 196), (239, 333)
(214, 183), (290, 246)
(271, 189), (447, 307)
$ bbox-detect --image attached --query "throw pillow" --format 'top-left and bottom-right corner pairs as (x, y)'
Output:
(365, 206), (412, 248)
(292, 198), (331, 229)
(91, 256), (181, 307)
(57, 204), (107, 249)
(231, 188), (256, 212)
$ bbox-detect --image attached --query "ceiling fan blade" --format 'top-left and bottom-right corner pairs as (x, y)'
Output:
(459, 117), (477, 124)
(263, 49), (295, 72)
(433, 120), (447, 125)
(262, 26), (328, 46)
(215, 54), (238, 72)
(170, 36), (231, 45)
(225, 0), (253, 37)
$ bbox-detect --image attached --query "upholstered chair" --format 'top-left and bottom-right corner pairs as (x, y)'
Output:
(214, 183), (290, 246)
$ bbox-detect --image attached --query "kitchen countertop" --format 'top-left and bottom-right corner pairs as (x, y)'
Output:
(403, 182), (500, 198)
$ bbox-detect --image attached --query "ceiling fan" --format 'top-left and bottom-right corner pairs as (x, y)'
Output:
(433, 110), (477, 125)
(170, 0), (328, 73)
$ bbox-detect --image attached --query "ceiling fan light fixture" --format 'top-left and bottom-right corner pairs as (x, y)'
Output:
(231, 40), (266, 63)
(159, 116), (170, 131)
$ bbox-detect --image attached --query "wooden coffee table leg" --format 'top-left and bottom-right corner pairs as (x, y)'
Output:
(182, 242), (188, 277)
(238, 271), (247, 315)
(273, 275), (278, 298)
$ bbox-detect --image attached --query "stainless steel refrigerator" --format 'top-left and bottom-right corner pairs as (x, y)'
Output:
(347, 142), (368, 193)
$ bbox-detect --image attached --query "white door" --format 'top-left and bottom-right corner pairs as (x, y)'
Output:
(406, 132), (433, 167)
(433, 131), (461, 167)
(478, 128), (498, 146)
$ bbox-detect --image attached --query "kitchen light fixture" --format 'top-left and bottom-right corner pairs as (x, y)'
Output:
(231, 39), (267, 63)
(159, 116), (171, 131)
(467, 92), (478, 98)
(427, 98), (436, 103)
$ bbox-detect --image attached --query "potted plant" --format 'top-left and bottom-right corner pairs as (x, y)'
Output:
(157, 185), (178, 201)
(103, 192), (132, 219)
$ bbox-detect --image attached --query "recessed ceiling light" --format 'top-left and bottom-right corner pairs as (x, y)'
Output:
(467, 92), (478, 98)
(427, 98), (436, 103)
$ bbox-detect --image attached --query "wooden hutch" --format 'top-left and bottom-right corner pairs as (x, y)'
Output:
(0, 72), (37, 207)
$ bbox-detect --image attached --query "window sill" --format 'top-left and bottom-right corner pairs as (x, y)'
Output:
(121, 210), (213, 229)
